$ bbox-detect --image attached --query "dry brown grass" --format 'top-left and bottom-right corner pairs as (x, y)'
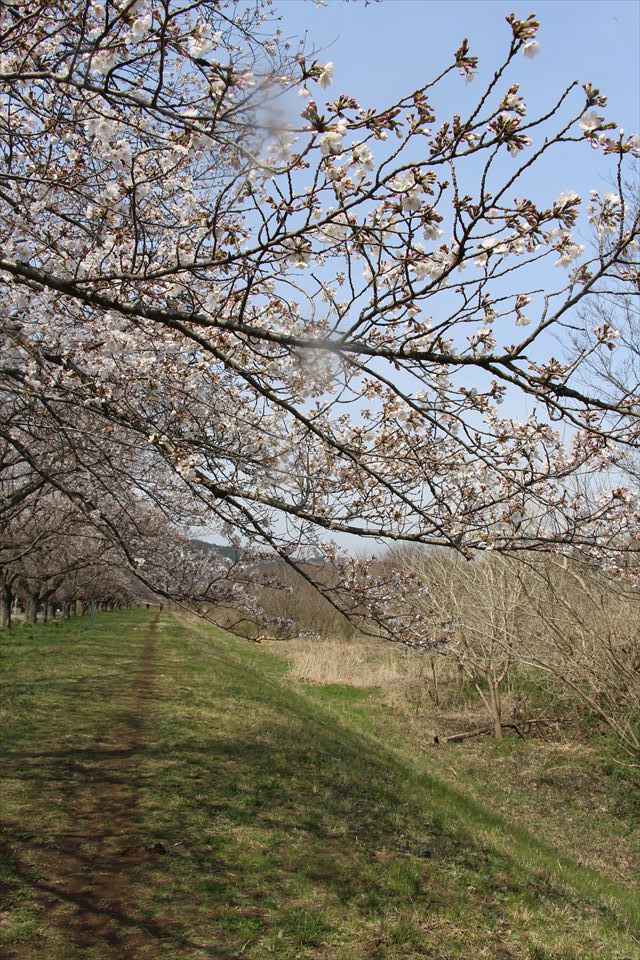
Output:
(268, 635), (409, 688)
(266, 636), (486, 731)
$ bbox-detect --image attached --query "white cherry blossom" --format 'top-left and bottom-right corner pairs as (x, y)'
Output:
(580, 110), (605, 133)
(317, 62), (334, 88)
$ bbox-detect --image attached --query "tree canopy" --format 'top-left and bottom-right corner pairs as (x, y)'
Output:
(0, 0), (638, 636)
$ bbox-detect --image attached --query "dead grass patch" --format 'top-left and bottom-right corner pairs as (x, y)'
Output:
(269, 636), (409, 688)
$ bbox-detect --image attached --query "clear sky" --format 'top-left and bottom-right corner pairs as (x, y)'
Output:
(272, 0), (640, 322)
(278, 0), (639, 129)
(272, 1), (639, 554)
(277, 0), (639, 199)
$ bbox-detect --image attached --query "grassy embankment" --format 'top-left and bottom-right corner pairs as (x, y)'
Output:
(0, 609), (638, 959)
(269, 634), (640, 893)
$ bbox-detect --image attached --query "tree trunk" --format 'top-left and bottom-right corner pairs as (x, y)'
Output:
(430, 658), (440, 707)
(489, 679), (503, 741)
(63, 601), (72, 619)
(25, 594), (39, 624)
(0, 583), (12, 629)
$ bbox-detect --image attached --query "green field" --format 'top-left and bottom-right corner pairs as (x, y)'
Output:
(1, 610), (638, 959)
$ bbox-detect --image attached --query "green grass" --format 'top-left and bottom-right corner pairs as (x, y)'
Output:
(1, 610), (639, 959)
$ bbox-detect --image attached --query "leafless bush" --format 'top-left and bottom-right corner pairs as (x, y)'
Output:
(257, 562), (357, 639)
(400, 550), (529, 739)
(514, 557), (640, 760)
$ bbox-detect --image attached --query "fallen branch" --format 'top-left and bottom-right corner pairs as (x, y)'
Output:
(434, 717), (553, 745)
(435, 725), (492, 744)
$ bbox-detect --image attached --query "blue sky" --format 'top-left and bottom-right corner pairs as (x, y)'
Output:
(273, 1), (639, 405)
(278, 0), (639, 129)
(278, 0), (639, 199)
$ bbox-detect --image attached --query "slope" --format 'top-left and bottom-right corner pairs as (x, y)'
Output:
(0, 610), (637, 960)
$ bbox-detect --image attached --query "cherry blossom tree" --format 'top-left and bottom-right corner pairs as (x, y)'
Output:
(0, 1), (639, 640)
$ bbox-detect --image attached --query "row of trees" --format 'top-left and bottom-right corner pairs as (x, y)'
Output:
(0, 399), (275, 628)
(0, 0), (638, 640)
(0, 431), (161, 626)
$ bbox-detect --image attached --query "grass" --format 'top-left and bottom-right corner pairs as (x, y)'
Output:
(271, 632), (640, 892)
(0, 610), (639, 959)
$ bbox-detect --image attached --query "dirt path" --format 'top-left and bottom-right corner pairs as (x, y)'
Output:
(2, 617), (168, 959)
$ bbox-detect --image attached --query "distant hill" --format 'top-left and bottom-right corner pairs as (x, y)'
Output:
(192, 540), (240, 563)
